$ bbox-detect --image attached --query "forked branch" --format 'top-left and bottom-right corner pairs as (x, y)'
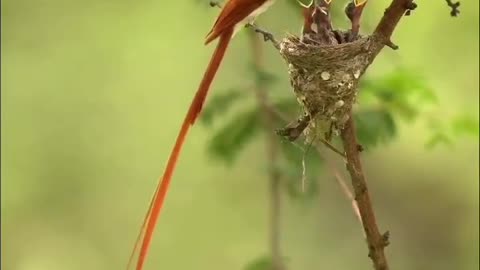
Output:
(276, 1), (420, 270)
(445, 0), (460, 17)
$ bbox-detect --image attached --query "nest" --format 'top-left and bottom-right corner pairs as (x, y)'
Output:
(278, 35), (376, 138)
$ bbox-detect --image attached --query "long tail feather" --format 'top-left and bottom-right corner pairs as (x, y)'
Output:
(127, 28), (234, 270)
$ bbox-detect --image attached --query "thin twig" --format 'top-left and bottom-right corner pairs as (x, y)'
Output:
(315, 145), (364, 236)
(275, 112), (346, 158)
(209, 1), (280, 49)
(319, 148), (364, 231)
(318, 138), (346, 158)
(246, 23), (281, 49)
(332, 168), (363, 228)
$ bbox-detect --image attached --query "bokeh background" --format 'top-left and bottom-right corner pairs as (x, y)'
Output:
(1, 1), (478, 270)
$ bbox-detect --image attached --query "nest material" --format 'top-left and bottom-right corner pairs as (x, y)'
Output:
(279, 35), (375, 134)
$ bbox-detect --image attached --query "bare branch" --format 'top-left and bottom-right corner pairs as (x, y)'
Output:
(373, 0), (417, 48)
(209, 1), (280, 48)
(340, 114), (390, 270)
(246, 23), (280, 49)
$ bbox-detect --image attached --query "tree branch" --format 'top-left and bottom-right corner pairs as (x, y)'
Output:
(275, 1), (424, 270)
(373, 0), (417, 49)
(340, 114), (390, 270)
(335, 2), (420, 269)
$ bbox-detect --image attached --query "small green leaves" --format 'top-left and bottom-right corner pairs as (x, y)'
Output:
(248, 64), (279, 88)
(354, 109), (396, 148)
(243, 255), (289, 270)
(451, 114), (479, 137)
(425, 132), (453, 149)
(359, 68), (477, 150)
(200, 89), (247, 126)
(273, 97), (303, 116)
(244, 256), (272, 270)
(360, 68), (437, 121)
(207, 107), (262, 163)
(425, 113), (479, 149)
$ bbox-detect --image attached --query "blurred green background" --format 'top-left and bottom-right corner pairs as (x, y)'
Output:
(1, 1), (478, 270)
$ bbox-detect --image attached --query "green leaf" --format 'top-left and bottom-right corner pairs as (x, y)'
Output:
(273, 97), (302, 116)
(207, 107), (262, 163)
(451, 115), (480, 137)
(424, 113), (478, 149)
(244, 256), (272, 270)
(354, 109), (396, 148)
(200, 89), (247, 126)
(360, 68), (437, 121)
(425, 132), (453, 149)
(247, 64), (279, 88)
(243, 255), (290, 270)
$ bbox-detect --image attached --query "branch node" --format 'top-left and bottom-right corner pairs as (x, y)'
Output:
(404, 1), (417, 16)
(445, 0), (460, 17)
(276, 113), (311, 141)
(357, 144), (364, 152)
(385, 40), (399, 50)
(382, 231), (391, 247)
(247, 23), (280, 49)
(209, 1), (221, 8)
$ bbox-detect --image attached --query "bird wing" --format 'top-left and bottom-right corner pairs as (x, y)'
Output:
(205, 0), (266, 44)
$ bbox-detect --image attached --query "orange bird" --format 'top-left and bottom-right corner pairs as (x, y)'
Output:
(127, 0), (276, 269)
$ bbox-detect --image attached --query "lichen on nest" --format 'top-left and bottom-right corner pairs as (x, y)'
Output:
(278, 35), (376, 138)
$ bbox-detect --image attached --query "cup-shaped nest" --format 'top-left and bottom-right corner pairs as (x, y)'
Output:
(279, 35), (375, 130)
